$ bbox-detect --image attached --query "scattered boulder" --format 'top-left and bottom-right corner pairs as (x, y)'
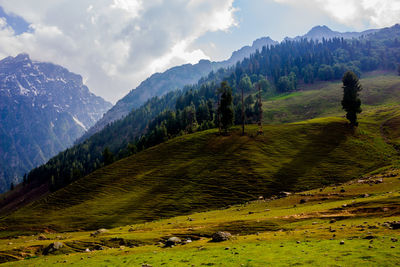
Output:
(389, 221), (400, 230)
(391, 238), (398, 242)
(299, 199), (307, 204)
(43, 242), (64, 255)
(165, 237), (182, 247)
(142, 264), (152, 267)
(90, 228), (108, 237)
(340, 188), (346, 193)
(278, 192), (291, 198)
(37, 234), (48, 240)
(211, 231), (232, 242)
(363, 235), (376, 240)
(128, 228), (134, 232)
(340, 241), (345, 245)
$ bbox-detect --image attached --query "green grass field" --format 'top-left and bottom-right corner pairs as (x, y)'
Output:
(263, 73), (400, 124)
(1, 168), (399, 266)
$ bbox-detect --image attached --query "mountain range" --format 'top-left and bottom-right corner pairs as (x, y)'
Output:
(286, 25), (379, 41)
(0, 54), (111, 192)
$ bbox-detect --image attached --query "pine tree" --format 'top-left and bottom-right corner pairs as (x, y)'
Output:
(218, 81), (234, 134)
(241, 80), (245, 135)
(341, 71), (362, 127)
(102, 147), (114, 166)
(256, 82), (263, 134)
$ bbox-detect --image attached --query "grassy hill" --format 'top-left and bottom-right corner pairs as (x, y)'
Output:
(263, 72), (400, 124)
(1, 105), (399, 232)
(1, 164), (400, 266)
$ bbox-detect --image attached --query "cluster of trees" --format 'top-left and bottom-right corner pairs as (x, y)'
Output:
(21, 26), (400, 192)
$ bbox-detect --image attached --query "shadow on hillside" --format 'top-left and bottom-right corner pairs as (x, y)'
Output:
(82, 123), (353, 229)
(269, 122), (350, 193)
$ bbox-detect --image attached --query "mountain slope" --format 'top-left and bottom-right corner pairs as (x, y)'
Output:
(2, 167), (400, 266)
(0, 54), (112, 192)
(5, 24), (399, 214)
(79, 37), (278, 141)
(1, 108), (397, 231)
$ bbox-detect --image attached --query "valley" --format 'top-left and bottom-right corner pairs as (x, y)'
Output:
(0, 14), (399, 266)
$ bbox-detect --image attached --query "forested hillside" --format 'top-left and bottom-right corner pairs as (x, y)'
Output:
(78, 37), (278, 142)
(6, 24), (400, 203)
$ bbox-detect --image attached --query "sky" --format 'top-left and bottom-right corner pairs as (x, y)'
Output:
(0, 0), (399, 103)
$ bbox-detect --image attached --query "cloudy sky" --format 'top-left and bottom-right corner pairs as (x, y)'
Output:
(0, 0), (399, 103)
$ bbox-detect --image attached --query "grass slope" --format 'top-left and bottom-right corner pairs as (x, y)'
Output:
(263, 72), (400, 124)
(1, 166), (400, 266)
(1, 106), (398, 232)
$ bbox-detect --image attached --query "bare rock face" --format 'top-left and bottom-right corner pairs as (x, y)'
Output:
(0, 53), (112, 192)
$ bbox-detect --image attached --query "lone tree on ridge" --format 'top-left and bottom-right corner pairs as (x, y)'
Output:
(341, 71), (362, 127)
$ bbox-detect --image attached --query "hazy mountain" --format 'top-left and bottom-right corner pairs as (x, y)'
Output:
(286, 25), (378, 42)
(0, 54), (112, 192)
(221, 36), (278, 66)
(78, 37), (278, 142)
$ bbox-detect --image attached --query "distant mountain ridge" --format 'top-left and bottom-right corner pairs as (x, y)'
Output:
(0, 54), (112, 192)
(78, 36), (278, 142)
(285, 25), (379, 41)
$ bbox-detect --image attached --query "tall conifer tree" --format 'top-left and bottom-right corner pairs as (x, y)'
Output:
(341, 71), (362, 127)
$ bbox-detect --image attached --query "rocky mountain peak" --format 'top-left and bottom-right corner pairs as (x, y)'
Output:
(0, 53), (112, 192)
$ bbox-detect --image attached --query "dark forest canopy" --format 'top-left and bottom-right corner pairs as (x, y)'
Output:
(23, 25), (400, 192)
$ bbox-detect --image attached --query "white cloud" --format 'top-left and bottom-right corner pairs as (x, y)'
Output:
(0, 0), (236, 103)
(273, 0), (400, 29)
